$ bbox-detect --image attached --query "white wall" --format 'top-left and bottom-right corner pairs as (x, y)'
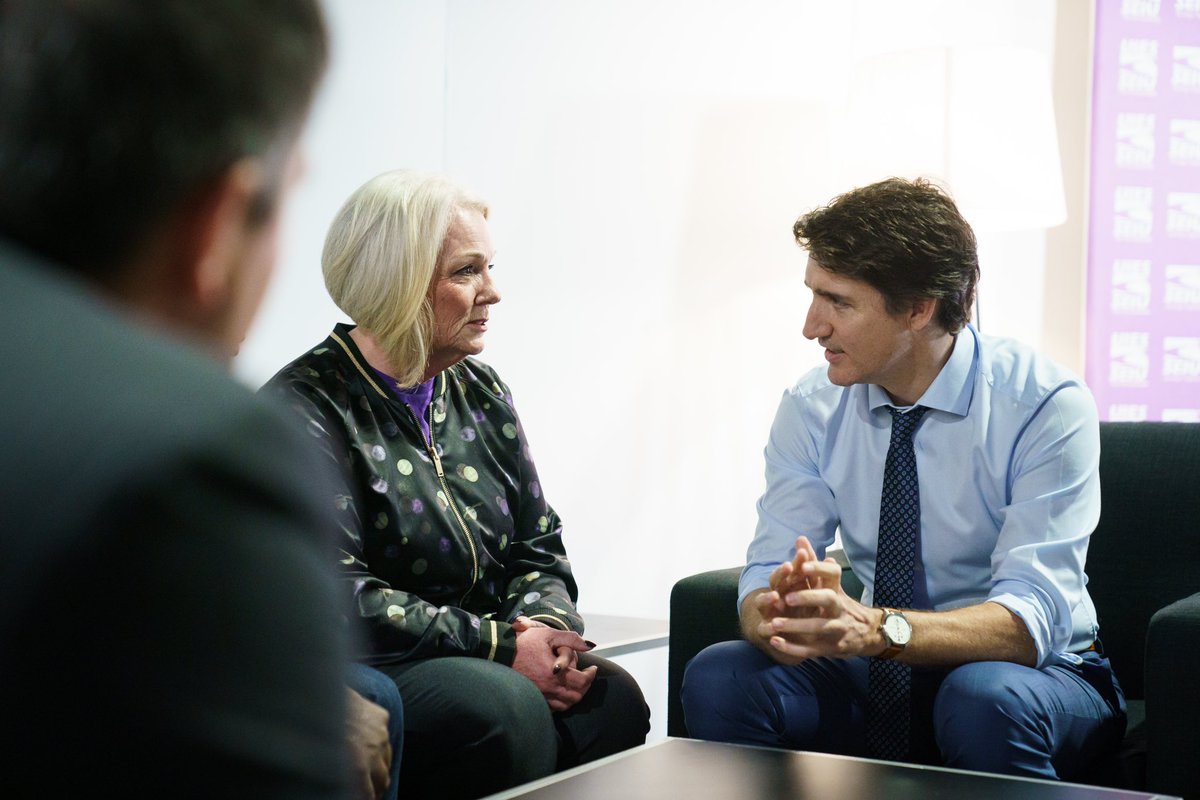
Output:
(237, 0), (1067, 620)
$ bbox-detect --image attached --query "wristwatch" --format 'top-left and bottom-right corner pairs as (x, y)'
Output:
(876, 607), (912, 660)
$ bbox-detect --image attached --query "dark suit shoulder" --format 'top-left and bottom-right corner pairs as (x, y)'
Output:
(0, 246), (315, 533)
(0, 245), (349, 797)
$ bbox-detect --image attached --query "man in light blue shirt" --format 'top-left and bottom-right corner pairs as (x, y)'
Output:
(681, 178), (1126, 780)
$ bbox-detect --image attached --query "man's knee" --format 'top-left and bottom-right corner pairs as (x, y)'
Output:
(680, 640), (769, 740)
(347, 664), (403, 725)
(933, 662), (1048, 775)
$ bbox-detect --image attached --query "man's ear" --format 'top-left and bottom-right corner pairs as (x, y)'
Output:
(908, 296), (938, 332)
(184, 158), (267, 310)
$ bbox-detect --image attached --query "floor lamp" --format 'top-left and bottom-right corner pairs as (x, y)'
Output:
(838, 45), (1068, 333)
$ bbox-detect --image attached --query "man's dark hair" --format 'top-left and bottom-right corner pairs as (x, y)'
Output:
(792, 177), (979, 334)
(0, 0), (328, 278)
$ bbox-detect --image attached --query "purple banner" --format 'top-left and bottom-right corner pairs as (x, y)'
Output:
(1087, 0), (1200, 422)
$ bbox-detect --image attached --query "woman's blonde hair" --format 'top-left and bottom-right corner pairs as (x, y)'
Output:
(321, 170), (488, 386)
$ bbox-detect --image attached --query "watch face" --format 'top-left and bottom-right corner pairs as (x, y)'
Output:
(882, 613), (912, 646)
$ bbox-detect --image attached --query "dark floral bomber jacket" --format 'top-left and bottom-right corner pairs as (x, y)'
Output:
(263, 323), (583, 666)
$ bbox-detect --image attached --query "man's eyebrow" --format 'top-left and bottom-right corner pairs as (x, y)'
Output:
(809, 285), (845, 302)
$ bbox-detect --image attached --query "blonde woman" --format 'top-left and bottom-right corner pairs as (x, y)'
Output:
(264, 170), (648, 800)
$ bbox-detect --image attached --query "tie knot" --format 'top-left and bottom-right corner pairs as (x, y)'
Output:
(887, 406), (927, 440)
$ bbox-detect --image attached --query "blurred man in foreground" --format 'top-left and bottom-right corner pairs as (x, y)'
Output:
(0, 1), (395, 796)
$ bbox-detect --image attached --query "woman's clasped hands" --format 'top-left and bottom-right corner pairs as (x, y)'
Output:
(510, 615), (598, 712)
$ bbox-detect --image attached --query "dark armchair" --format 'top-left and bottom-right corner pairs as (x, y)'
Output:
(667, 422), (1200, 799)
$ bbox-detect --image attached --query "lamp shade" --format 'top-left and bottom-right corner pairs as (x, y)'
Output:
(840, 46), (1067, 232)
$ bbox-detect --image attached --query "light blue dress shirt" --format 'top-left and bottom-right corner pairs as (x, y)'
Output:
(741, 325), (1101, 669)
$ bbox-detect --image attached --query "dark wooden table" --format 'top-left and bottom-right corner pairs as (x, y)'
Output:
(485, 738), (1181, 800)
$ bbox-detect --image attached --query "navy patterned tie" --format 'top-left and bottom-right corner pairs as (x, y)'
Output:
(866, 405), (927, 761)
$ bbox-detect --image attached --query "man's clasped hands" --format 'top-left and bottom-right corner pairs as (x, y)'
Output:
(754, 535), (885, 665)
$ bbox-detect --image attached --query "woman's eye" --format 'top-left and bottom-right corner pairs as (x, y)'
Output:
(453, 262), (493, 277)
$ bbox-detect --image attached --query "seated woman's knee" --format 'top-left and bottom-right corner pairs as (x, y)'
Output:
(460, 662), (555, 741)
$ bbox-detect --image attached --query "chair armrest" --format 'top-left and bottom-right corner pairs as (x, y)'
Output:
(1145, 591), (1200, 800)
(666, 567), (742, 737)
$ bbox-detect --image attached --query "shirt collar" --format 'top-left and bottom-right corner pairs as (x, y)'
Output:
(867, 323), (978, 417)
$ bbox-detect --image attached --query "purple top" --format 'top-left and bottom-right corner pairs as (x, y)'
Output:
(373, 369), (435, 443)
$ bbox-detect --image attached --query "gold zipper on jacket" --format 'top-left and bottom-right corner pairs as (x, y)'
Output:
(330, 331), (481, 601)
(409, 375), (479, 600)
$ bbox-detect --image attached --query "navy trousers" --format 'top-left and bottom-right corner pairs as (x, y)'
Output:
(681, 640), (1126, 780)
(346, 663), (405, 800)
